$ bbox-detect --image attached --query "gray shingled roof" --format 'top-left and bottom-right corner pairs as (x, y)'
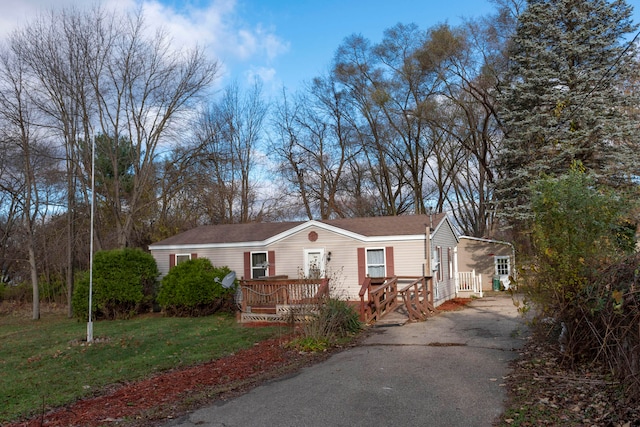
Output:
(151, 221), (304, 246)
(150, 214), (447, 247)
(320, 213), (445, 237)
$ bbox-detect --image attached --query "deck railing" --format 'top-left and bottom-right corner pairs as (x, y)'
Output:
(239, 277), (330, 313)
(456, 270), (483, 297)
(359, 277), (398, 323)
(359, 276), (434, 323)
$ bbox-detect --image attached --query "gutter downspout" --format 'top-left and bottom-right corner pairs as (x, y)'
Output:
(425, 225), (431, 276)
(425, 224), (433, 306)
(454, 246), (459, 297)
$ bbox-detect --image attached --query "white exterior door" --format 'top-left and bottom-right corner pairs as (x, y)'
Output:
(495, 256), (511, 289)
(304, 249), (325, 279)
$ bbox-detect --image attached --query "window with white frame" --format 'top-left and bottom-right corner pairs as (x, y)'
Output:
(495, 256), (510, 276)
(431, 247), (440, 279)
(366, 248), (385, 278)
(251, 252), (268, 279)
(432, 246), (443, 281)
(176, 254), (191, 265)
(448, 247), (453, 279)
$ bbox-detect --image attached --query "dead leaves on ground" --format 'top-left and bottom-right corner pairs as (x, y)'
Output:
(499, 339), (639, 426)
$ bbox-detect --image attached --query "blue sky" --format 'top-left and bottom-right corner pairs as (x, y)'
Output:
(232, 0), (498, 93)
(1, 0), (639, 96)
(0, 0), (496, 95)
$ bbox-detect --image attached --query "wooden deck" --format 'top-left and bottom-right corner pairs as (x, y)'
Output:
(237, 275), (433, 325)
(238, 277), (330, 323)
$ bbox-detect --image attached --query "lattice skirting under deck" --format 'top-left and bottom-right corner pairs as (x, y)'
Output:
(240, 304), (320, 323)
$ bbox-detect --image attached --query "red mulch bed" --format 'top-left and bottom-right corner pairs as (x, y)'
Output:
(435, 297), (472, 311)
(9, 335), (331, 427)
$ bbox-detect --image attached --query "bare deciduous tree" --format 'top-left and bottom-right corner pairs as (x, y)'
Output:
(272, 76), (360, 220)
(12, 8), (98, 315)
(0, 46), (62, 319)
(89, 11), (218, 247)
(0, 5), (218, 316)
(192, 80), (267, 224)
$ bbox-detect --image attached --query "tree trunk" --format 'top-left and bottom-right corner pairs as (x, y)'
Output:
(29, 237), (40, 320)
(66, 153), (76, 317)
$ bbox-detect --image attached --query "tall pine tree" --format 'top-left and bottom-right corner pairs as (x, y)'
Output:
(496, 0), (639, 225)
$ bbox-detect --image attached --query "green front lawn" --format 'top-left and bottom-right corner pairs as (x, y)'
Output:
(0, 310), (283, 423)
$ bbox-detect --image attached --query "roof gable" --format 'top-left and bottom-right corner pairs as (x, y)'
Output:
(431, 215), (460, 243)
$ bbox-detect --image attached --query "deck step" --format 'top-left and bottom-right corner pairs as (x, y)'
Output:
(247, 306), (277, 314)
(374, 311), (409, 327)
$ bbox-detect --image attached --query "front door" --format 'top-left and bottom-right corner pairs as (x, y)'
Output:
(304, 249), (325, 279)
(495, 256), (511, 289)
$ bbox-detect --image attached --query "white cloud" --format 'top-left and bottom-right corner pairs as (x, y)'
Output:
(245, 66), (276, 84)
(0, 0), (289, 83)
(0, 0), (72, 39)
(256, 25), (290, 60)
(128, 0), (288, 70)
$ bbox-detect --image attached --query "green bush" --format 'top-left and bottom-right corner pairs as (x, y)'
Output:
(528, 163), (634, 318)
(156, 259), (235, 316)
(38, 274), (67, 304)
(0, 283), (31, 303)
(73, 248), (159, 320)
(316, 298), (363, 337)
(289, 298), (362, 352)
(524, 163), (638, 364)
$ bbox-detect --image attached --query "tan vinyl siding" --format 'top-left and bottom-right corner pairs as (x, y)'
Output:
(149, 217), (461, 303)
(390, 242), (427, 277)
(153, 247), (251, 279)
(153, 226), (430, 301)
(267, 225), (361, 298)
(457, 237), (514, 291)
(153, 250), (172, 277)
(293, 226), (425, 300)
(195, 248), (250, 278)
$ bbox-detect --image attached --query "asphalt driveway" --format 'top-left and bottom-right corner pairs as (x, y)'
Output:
(167, 294), (528, 427)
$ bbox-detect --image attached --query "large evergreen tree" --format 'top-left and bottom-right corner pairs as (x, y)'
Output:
(496, 0), (640, 224)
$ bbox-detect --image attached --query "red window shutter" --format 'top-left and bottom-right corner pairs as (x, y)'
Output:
(169, 254), (175, 268)
(357, 247), (366, 285)
(385, 247), (395, 277)
(268, 251), (276, 276)
(191, 253), (198, 260)
(243, 252), (251, 280)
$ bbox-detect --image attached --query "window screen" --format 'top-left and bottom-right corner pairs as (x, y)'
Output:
(496, 257), (510, 276)
(366, 248), (385, 278)
(251, 252), (267, 278)
(176, 254), (191, 264)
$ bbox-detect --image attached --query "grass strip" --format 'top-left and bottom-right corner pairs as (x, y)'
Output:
(0, 311), (284, 423)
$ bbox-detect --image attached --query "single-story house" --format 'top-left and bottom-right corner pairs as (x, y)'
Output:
(456, 236), (516, 291)
(148, 214), (460, 307)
